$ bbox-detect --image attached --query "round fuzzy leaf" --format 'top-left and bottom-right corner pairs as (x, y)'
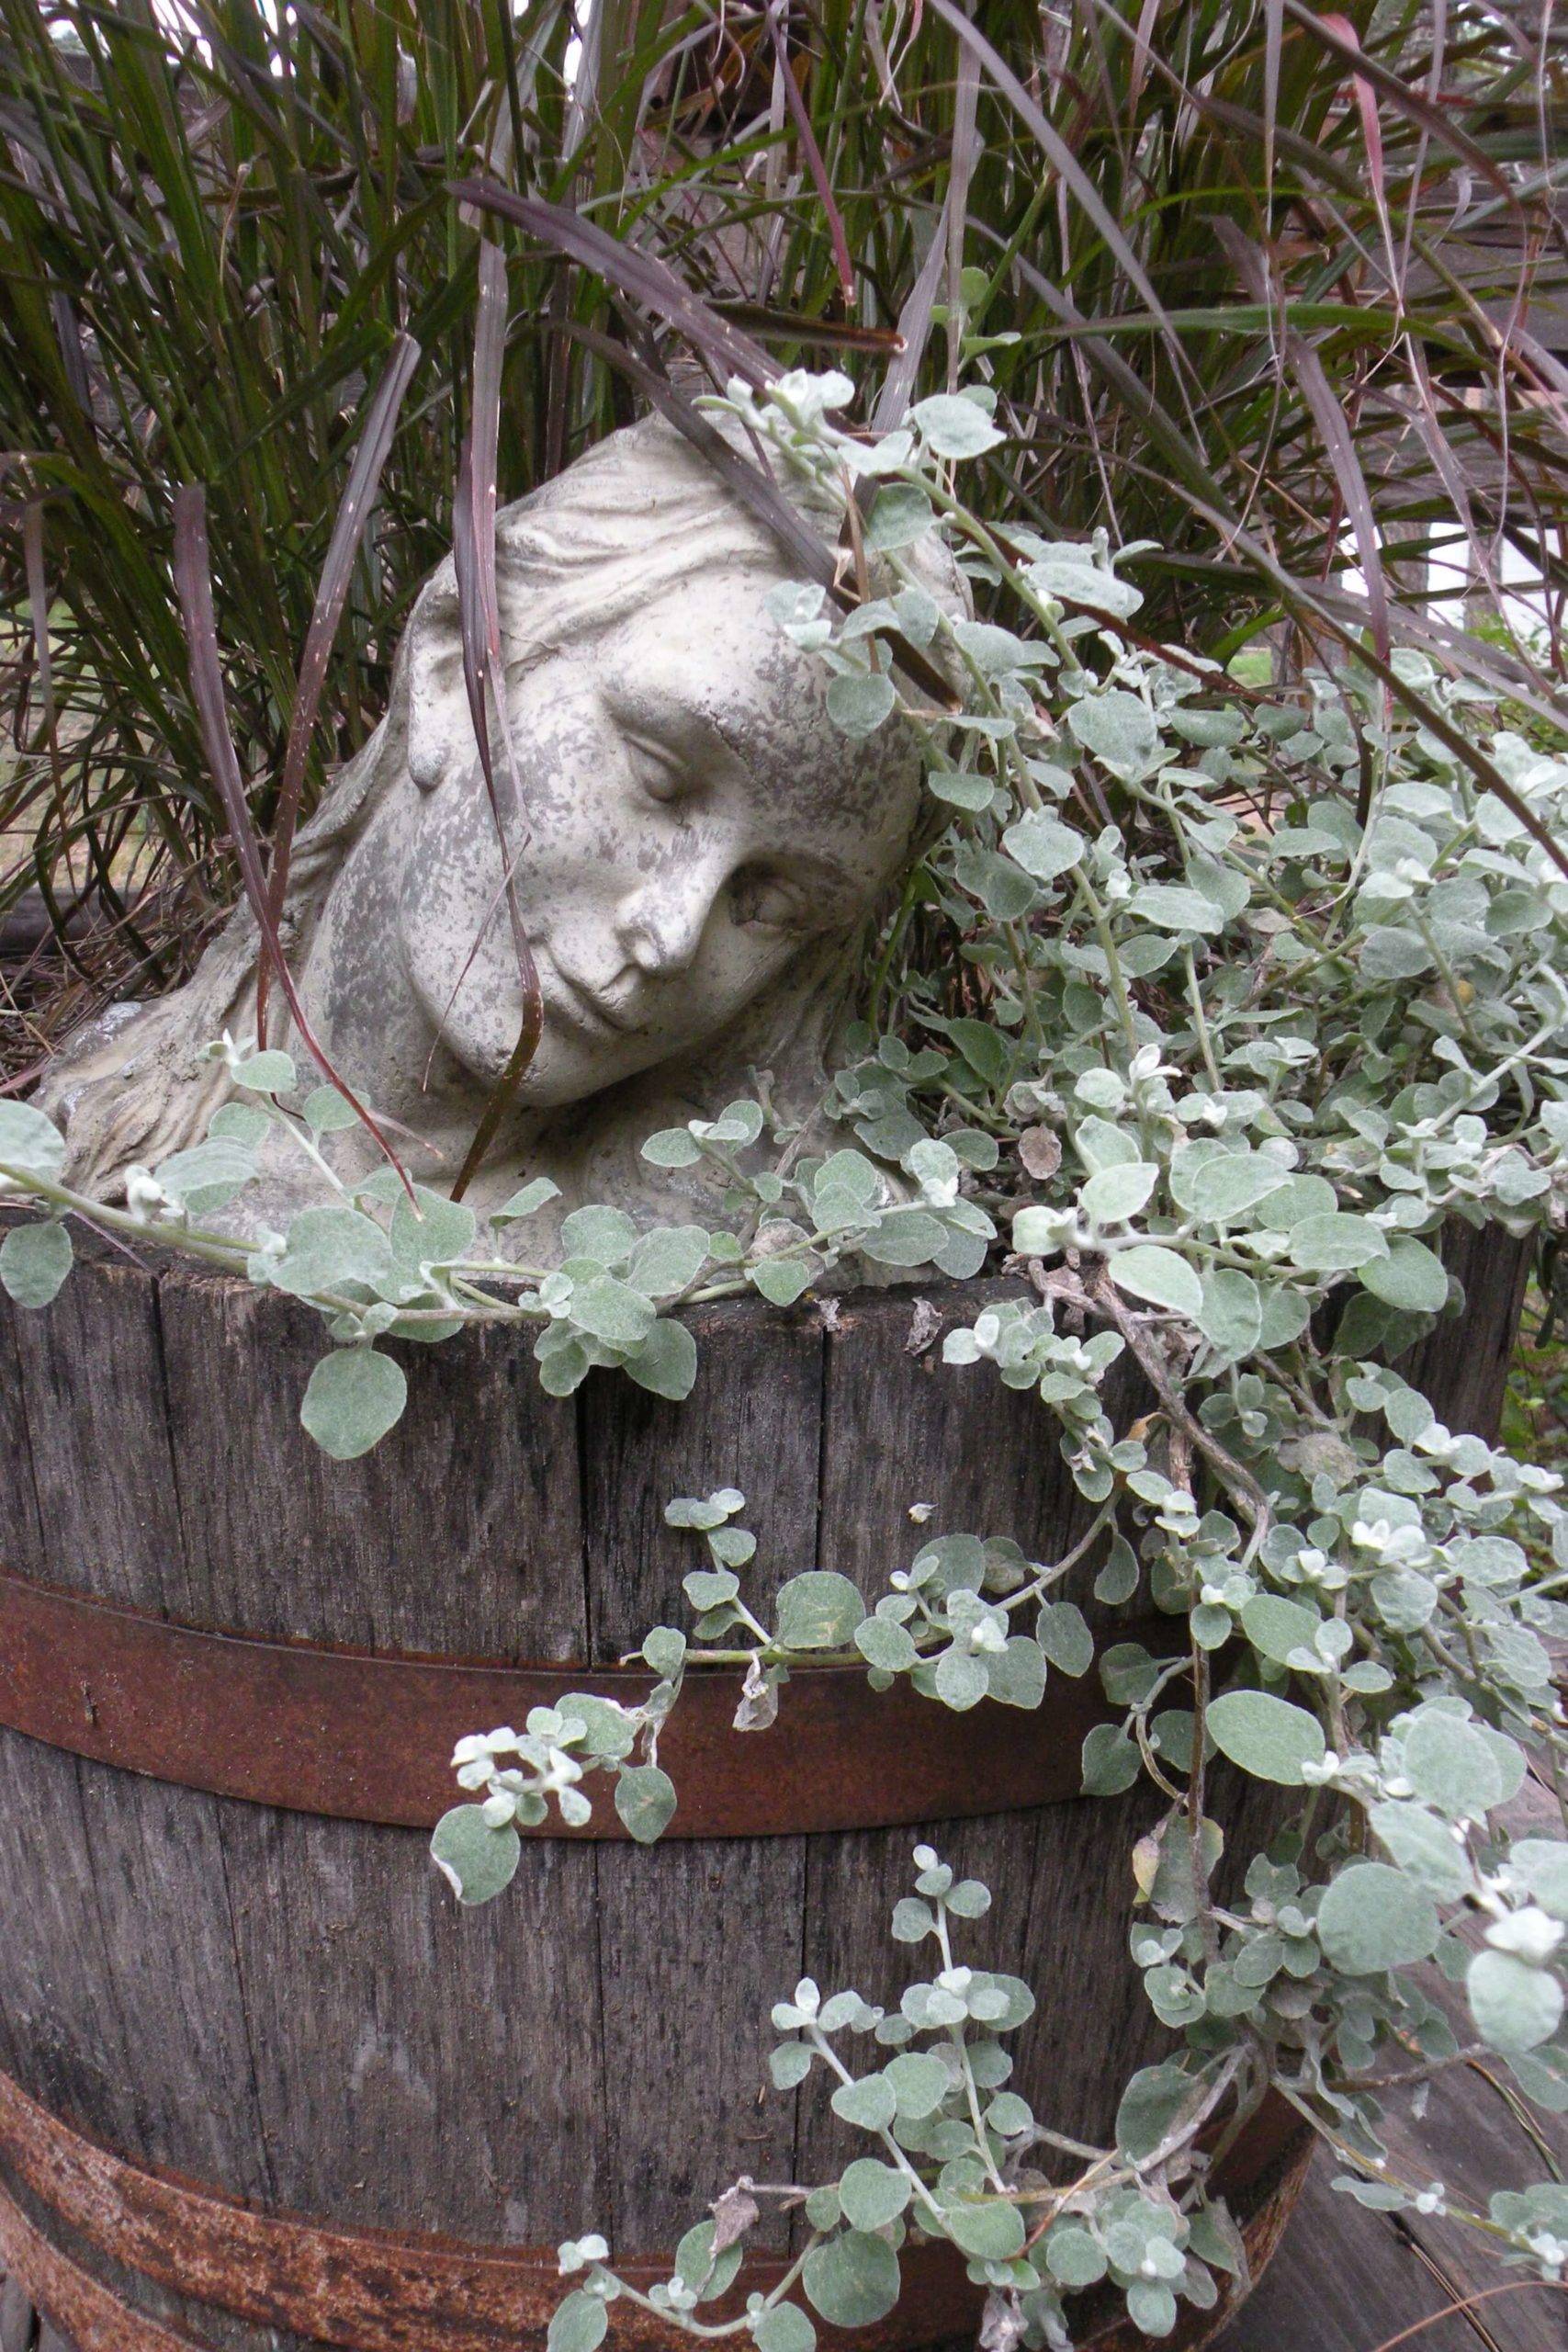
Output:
(271, 1205), (398, 1299)
(1402, 1713), (1506, 1821)
(561, 1205), (637, 1264)
(431, 1804), (521, 1906)
(910, 392), (1005, 458)
(1067, 691), (1161, 781)
(301, 1348), (408, 1459)
(802, 2231), (901, 2329)
(1037, 1601), (1094, 1678)
(1288, 1213), (1389, 1274)
(838, 2159), (911, 2233)
(1368, 1802), (1472, 1903)
(571, 1274), (657, 1349)
(1080, 1162), (1158, 1226)
(1002, 810), (1083, 883)
(547, 2290), (608, 2352)
(209, 1102), (270, 1146)
(1115, 2063), (1195, 2160)
(674, 2220), (743, 2303)
(1178, 1152), (1290, 1223)
(615, 1766), (677, 1844)
(829, 2071), (898, 2132)
(233, 1048), (297, 1096)
(1045, 2226), (1107, 2289)
(1240, 1594), (1321, 1669)
(1317, 1862), (1439, 1975)
(855, 1616), (919, 1673)
(1512, 1839), (1568, 1923)
(929, 768), (995, 813)
(934, 1645), (989, 1711)
(892, 1897), (936, 1943)
(827, 671), (897, 738)
(627, 1225), (710, 1298)
(884, 2050), (950, 2120)
(624, 1319), (697, 1401)
(751, 1257), (813, 1307)
(0, 1100), (66, 1181)
(1198, 1269), (1262, 1360)
(776, 1573), (866, 1651)
(1206, 1690), (1325, 1785)
(153, 1137), (258, 1214)
(986, 1635), (1046, 1710)
(864, 484), (936, 552)
(1126, 2281), (1178, 2337)
(1108, 1245), (1203, 1320)
(1082, 1724), (1142, 1796)
(751, 2303), (816, 2352)
(1359, 1236), (1449, 1314)
(642, 1626), (687, 1678)
(1127, 882), (1223, 933)
(641, 1127), (703, 1168)
(494, 1176), (563, 1220)
(0, 1219), (73, 1308)
(390, 1184), (477, 1271)
(1468, 1950), (1565, 2052)
(772, 2041), (814, 2089)
(944, 2201), (1026, 2261)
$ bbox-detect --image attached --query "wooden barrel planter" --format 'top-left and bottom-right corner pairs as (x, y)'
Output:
(0, 1219), (1529, 2352)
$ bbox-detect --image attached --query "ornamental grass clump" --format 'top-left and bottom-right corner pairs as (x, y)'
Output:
(3, 369), (1565, 2347)
(6, 2), (1568, 1011)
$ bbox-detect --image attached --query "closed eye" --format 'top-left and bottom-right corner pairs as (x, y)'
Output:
(624, 731), (689, 806)
(731, 868), (811, 930)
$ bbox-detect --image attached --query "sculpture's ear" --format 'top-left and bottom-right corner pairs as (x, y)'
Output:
(403, 566), (468, 792)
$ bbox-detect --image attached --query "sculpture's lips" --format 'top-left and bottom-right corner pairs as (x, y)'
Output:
(547, 962), (647, 1038)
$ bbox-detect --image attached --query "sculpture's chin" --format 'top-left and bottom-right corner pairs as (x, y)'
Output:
(434, 1001), (669, 1113)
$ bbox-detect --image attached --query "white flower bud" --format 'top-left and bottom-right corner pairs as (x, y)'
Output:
(1485, 1906), (1563, 1965)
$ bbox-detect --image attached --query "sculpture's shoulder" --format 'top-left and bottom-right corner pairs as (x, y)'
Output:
(33, 903), (261, 1200)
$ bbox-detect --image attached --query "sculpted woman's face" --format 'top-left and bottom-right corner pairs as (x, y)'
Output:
(397, 568), (922, 1109)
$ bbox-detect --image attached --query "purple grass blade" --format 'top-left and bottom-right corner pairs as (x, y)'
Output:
(925, 0), (1199, 403)
(259, 330), (422, 1044)
(1211, 218), (1389, 662)
(873, 191), (952, 434)
(447, 178), (777, 393)
(944, 39), (981, 393)
(1263, 0), (1283, 202)
(448, 244), (546, 1203)
(22, 501), (63, 810)
(171, 485), (416, 1199)
(1283, 0), (1520, 206)
(764, 2), (856, 310)
(716, 305), (904, 353)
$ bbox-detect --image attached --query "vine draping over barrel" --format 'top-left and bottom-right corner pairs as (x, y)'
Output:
(1, 374), (1565, 2349)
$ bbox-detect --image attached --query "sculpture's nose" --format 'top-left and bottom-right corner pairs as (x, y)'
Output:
(615, 872), (712, 980)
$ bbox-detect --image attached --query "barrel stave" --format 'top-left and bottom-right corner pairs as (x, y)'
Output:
(0, 1227), (1534, 2349)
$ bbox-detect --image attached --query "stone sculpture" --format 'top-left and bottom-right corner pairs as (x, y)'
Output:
(39, 413), (963, 1237)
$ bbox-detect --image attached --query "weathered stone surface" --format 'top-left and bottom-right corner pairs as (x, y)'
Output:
(38, 417), (962, 1240)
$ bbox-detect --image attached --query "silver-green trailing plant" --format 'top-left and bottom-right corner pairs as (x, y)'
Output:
(3, 372), (1566, 2345)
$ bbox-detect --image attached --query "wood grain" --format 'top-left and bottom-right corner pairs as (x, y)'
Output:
(0, 1232), (1541, 2352)
(581, 1299), (825, 2250)
(155, 1259), (586, 1658)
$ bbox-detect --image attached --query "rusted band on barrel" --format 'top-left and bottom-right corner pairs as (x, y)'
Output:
(0, 2069), (973, 2352)
(0, 2185), (192, 2352)
(0, 2069), (1309, 2352)
(0, 1566), (1163, 1837)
